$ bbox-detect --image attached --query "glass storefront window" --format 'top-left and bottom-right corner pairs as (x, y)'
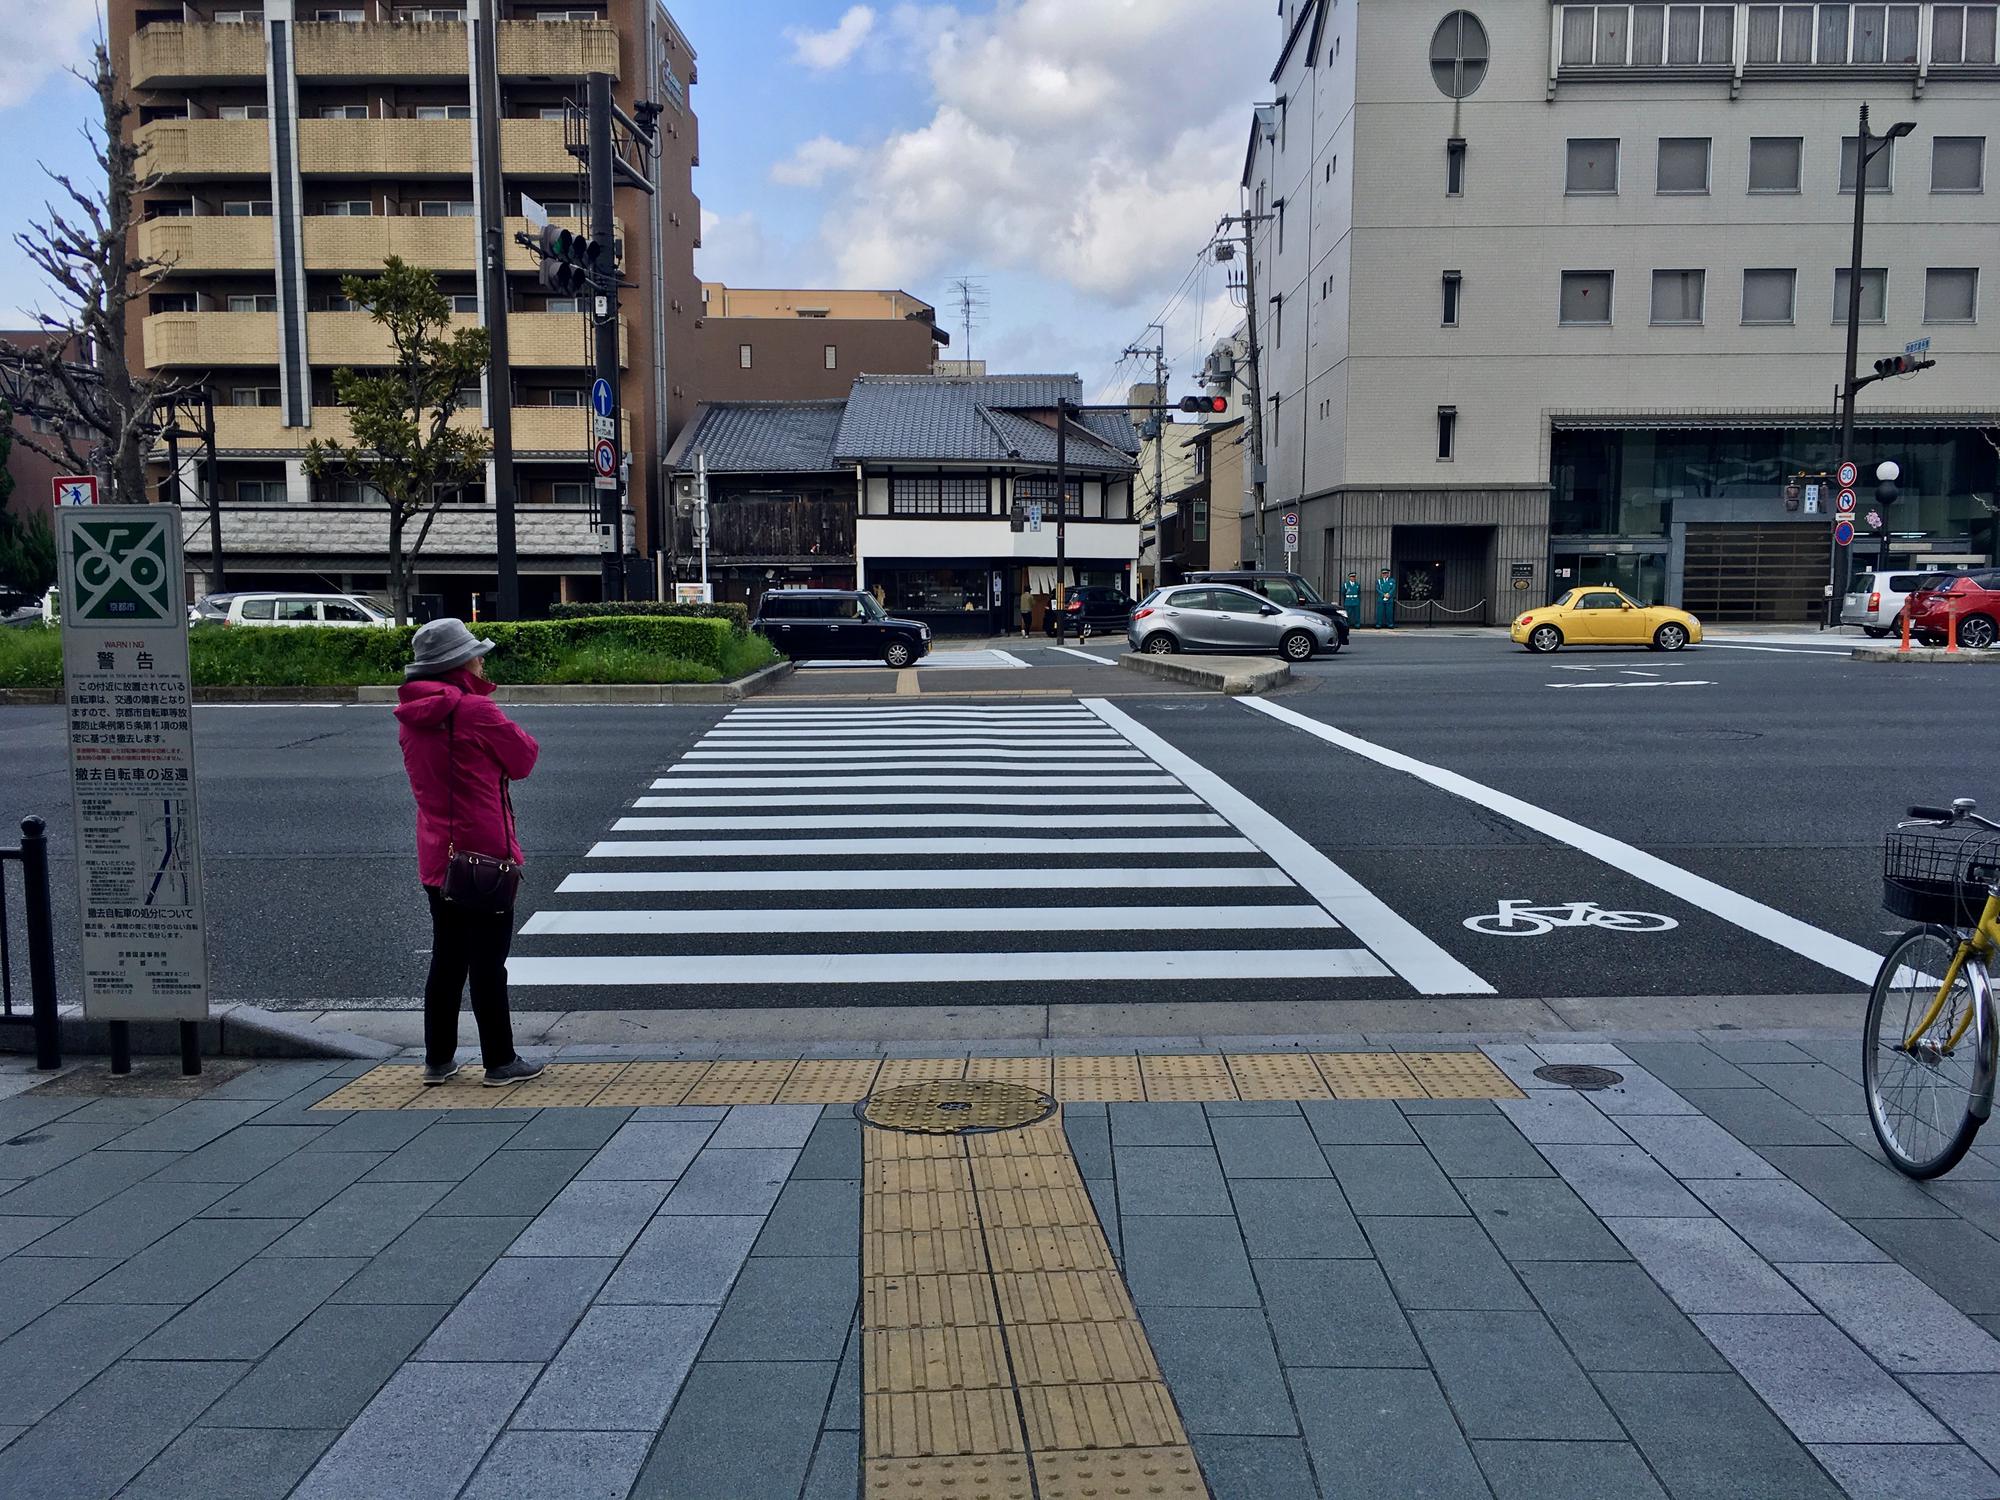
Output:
(877, 567), (995, 614)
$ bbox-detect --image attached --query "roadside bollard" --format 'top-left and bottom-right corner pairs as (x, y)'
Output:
(1948, 608), (1959, 653)
(1900, 609), (1911, 652)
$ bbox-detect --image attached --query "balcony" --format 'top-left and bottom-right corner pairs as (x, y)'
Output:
(511, 312), (627, 368)
(138, 119), (571, 181)
(144, 311), (277, 368)
(205, 403), (626, 457)
(140, 216), (276, 275)
(496, 21), (619, 79)
(131, 20), (619, 89)
(129, 22), (265, 89)
(135, 119), (271, 180)
(142, 214), (609, 278)
(145, 309), (625, 370)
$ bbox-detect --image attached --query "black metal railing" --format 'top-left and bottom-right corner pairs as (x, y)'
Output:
(0, 817), (60, 1071)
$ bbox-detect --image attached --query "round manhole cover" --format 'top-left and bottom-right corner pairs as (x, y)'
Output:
(858, 1079), (1057, 1135)
(1533, 1063), (1625, 1090)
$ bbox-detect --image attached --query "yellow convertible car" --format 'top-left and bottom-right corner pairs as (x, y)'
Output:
(1510, 588), (1703, 653)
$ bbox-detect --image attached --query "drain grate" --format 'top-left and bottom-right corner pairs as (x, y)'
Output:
(859, 1079), (1057, 1135)
(1533, 1063), (1625, 1090)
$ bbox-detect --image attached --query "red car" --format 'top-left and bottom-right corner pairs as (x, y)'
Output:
(1907, 571), (2000, 649)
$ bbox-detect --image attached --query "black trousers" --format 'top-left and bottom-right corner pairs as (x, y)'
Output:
(423, 886), (518, 1069)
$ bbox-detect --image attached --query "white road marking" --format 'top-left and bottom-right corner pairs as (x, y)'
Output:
(510, 948), (1391, 986)
(522, 904), (1334, 936)
(666, 761), (1172, 774)
(1547, 680), (1714, 690)
(1550, 666), (1598, 672)
(1051, 646), (1118, 665)
(698, 736), (1122, 749)
(653, 774), (1180, 789)
(1621, 669), (1660, 677)
(610, 812), (1227, 832)
(1083, 698), (1493, 996)
(586, 834), (1259, 859)
(1696, 642), (1848, 656)
(632, 792), (1203, 808)
(704, 725), (1110, 737)
(1242, 697), (1884, 984)
(560, 867), (1296, 893)
(729, 705), (1091, 716)
(686, 747), (1144, 761)
(989, 650), (1030, 667)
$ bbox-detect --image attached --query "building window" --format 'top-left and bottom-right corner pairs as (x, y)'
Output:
(315, 7), (366, 19)
(546, 388), (585, 406)
(227, 294), (278, 313)
(235, 479), (284, 504)
(551, 481), (586, 505)
(1436, 406), (1457, 461)
(1933, 136), (1986, 192)
(222, 200), (273, 217)
(1925, 267), (1979, 323)
(416, 105), (473, 121)
(1193, 445), (1208, 477)
(1564, 4), (1733, 65)
(892, 476), (989, 516)
(1656, 136), (1711, 193)
(1933, 4), (2000, 62)
(1650, 268), (1705, 324)
(1192, 498), (1209, 544)
(824, 344), (837, 370)
(1832, 267), (1887, 322)
(1016, 477), (1082, 517)
(1840, 135), (1895, 193)
(1741, 267), (1797, 324)
(1428, 11), (1490, 97)
(1446, 138), (1467, 196)
(545, 297), (582, 313)
(319, 200), (372, 216)
(1442, 270), (1462, 326)
(1744, 3), (1915, 61)
(320, 105), (370, 120)
(230, 386), (281, 407)
(418, 200), (476, 216)
(1566, 138), (1620, 194)
(1560, 270), (1614, 324)
(1748, 135), (1804, 192)
(150, 293), (196, 314)
(217, 104), (269, 120)
(451, 294), (480, 314)
(737, 343), (752, 369)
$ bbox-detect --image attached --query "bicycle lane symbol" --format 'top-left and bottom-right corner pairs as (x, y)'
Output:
(1464, 900), (1680, 937)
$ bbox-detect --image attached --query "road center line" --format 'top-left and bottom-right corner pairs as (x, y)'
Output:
(1547, 680), (1714, 690)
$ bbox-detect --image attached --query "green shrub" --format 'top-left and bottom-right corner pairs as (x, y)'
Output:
(547, 600), (751, 635)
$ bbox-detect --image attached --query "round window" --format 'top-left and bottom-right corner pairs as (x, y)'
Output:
(1430, 11), (1490, 98)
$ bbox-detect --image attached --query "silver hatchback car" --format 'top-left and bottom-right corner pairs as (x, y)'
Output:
(1127, 584), (1341, 661)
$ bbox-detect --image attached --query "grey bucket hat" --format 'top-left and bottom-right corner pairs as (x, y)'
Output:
(405, 617), (495, 680)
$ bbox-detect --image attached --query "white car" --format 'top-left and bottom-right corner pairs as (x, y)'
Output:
(212, 593), (394, 628)
(1840, 570), (1963, 638)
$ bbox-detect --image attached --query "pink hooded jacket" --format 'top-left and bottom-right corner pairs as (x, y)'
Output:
(395, 668), (540, 888)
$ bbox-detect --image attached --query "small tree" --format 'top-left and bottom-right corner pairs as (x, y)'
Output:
(303, 257), (492, 623)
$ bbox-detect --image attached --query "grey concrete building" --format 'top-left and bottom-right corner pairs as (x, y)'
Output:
(1244, 0), (1999, 620)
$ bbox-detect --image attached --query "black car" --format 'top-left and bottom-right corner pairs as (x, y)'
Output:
(1185, 571), (1349, 650)
(1043, 585), (1134, 638)
(753, 589), (932, 667)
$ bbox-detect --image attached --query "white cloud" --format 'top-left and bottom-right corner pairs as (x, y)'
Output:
(786, 5), (877, 70)
(696, 207), (767, 281)
(0, 0), (100, 110)
(770, 135), (864, 189)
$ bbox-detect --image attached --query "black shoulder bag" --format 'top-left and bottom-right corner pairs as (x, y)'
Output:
(440, 710), (523, 913)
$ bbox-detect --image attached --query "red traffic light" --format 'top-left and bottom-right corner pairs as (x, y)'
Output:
(1177, 395), (1228, 414)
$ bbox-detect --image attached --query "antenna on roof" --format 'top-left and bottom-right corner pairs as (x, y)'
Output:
(948, 276), (989, 363)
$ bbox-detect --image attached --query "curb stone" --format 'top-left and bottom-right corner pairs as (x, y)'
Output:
(1117, 652), (1291, 695)
(1851, 645), (2000, 664)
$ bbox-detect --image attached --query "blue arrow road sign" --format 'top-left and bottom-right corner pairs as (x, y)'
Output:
(591, 378), (614, 418)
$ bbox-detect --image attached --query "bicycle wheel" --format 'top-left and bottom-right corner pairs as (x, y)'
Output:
(1864, 925), (1993, 1178)
(1463, 913), (1552, 936)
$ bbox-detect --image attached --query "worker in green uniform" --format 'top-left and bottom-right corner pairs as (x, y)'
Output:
(1340, 573), (1362, 622)
(1374, 568), (1396, 629)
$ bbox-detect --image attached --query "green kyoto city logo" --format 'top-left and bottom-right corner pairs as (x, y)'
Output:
(69, 517), (172, 624)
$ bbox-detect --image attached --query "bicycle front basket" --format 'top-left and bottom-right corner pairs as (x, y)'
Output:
(1883, 825), (2000, 924)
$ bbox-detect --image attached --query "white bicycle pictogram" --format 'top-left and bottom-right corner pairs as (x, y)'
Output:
(1463, 900), (1679, 937)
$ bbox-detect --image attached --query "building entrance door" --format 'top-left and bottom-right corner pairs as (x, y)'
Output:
(1550, 550), (1666, 605)
(1389, 525), (1495, 624)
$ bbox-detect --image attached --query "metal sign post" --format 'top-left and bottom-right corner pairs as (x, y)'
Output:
(55, 507), (209, 1074)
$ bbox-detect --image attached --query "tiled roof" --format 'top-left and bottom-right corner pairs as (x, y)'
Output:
(179, 504), (615, 561)
(665, 401), (847, 474)
(832, 374), (1139, 470)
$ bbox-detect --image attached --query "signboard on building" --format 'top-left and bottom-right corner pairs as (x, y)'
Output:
(674, 582), (712, 605)
(1511, 562), (1535, 591)
(55, 507), (208, 1022)
(1803, 484), (1822, 514)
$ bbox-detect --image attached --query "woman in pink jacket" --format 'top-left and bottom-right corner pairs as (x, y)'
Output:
(395, 618), (544, 1086)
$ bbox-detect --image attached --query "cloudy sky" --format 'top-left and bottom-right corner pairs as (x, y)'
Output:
(0, 0), (1271, 398)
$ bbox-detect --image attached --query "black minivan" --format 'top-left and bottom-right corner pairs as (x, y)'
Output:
(1185, 571), (1349, 650)
(753, 589), (933, 667)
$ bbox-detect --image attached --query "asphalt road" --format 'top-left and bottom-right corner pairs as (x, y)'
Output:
(0, 631), (1984, 1013)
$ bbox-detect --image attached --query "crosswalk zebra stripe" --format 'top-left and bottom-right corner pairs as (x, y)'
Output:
(557, 867), (1298, 893)
(608, 812), (1229, 833)
(651, 774), (1181, 789)
(696, 739), (1124, 751)
(684, 747), (1145, 760)
(585, 835), (1260, 859)
(508, 948), (1392, 986)
(726, 706), (1093, 716)
(520, 904), (1336, 936)
(630, 793), (1204, 808)
(700, 730), (1123, 741)
(667, 761), (1160, 774)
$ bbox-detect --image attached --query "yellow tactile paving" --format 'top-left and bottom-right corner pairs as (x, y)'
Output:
(983, 1226), (1118, 1274)
(865, 1325), (1010, 1394)
(1018, 1381), (1186, 1451)
(1054, 1053), (1146, 1101)
(975, 1187), (1100, 1231)
(964, 1121), (1073, 1159)
(866, 1388), (1024, 1458)
(1404, 1050), (1528, 1100)
(963, 1055), (1056, 1091)
(1226, 1052), (1335, 1101)
(1138, 1054), (1238, 1102)
(991, 1270), (1137, 1326)
(864, 1274), (1000, 1330)
(865, 1190), (981, 1235)
(589, 1060), (711, 1108)
(1034, 1445), (1209, 1500)
(874, 1056), (967, 1088)
(1008, 1321), (1161, 1387)
(867, 1130), (970, 1162)
(681, 1057), (796, 1105)
(1313, 1050), (1427, 1099)
(968, 1154), (1087, 1193)
(867, 1158), (977, 1196)
(864, 1229), (988, 1277)
(314, 1072), (430, 1111)
(776, 1057), (882, 1103)
(863, 1454), (1033, 1500)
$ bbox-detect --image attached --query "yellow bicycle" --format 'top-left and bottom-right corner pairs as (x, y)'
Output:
(1866, 799), (2000, 1178)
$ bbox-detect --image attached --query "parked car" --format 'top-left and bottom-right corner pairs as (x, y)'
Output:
(1510, 588), (1702, 653)
(1841, 570), (1964, 638)
(753, 589), (932, 667)
(1906, 572), (2000, 649)
(1127, 584), (1341, 661)
(1044, 585), (1133, 638)
(1185, 570), (1350, 651)
(214, 593), (394, 628)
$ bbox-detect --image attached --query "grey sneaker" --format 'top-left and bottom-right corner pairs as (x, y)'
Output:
(422, 1061), (464, 1086)
(483, 1056), (546, 1088)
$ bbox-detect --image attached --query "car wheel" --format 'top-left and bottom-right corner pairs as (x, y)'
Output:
(1959, 615), (1998, 650)
(1141, 632), (1178, 655)
(1653, 622), (1688, 652)
(1863, 627), (1891, 639)
(883, 640), (914, 668)
(1528, 624), (1562, 654)
(1280, 630), (1315, 662)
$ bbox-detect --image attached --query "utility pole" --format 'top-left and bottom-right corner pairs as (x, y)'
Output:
(470, 1), (520, 619)
(1124, 328), (1168, 579)
(588, 70), (625, 603)
(1054, 398), (1071, 646)
(200, 386), (224, 593)
(1215, 212), (1271, 568)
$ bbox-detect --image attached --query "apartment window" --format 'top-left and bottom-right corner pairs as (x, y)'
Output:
(1436, 406), (1457, 462)
(227, 294), (278, 313)
(1276, 201), (1285, 255)
(416, 105), (473, 121)
(1933, 4), (2000, 62)
(147, 201), (193, 219)
(537, 200), (583, 218)
(418, 201), (476, 217)
(545, 297), (582, 313)
(1650, 269), (1706, 324)
(150, 293), (196, 314)
(222, 200), (273, 217)
(1832, 267), (1887, 322)
(1016, 477), (1081, 517)
(316, 8), (366, 19)
(737, 343), (752, 369)
(1442, 271), (1462, 326)
(537, 10), (602, 20)
(1191, 498), (1209, 544)
(1933, 136), (1986, 192)
(451, 295), (480, 313)
(1569, 4), (1735, 63)
(320, 105), (370, 120)
(1560, 271), (1614, 324)
(537, 108), (567, 121)
(1656, 136), (1711, 193)
(214, 10), (266, 22)
(407, 8), (467, 19)
(546, 388), (585, 406)
(1749, 136), (1804, 192)
(891, 476), (989, 516)
(319, 200), (372, 216)
(1428, 11), (1490, 98)
(551, 481), (586, 505)
(229, 386), (282, 407)
(313, 293), (357, 312)
(1741, 267), (1797, 324)
(1446, 138), (1466, 195)
(823, 344), (838, 370)
(1566, 138), (1619, 194)
(1840, 135), (1896, 193)
(1925, 267), (1979, 323)
(217, 104), (268, 120)
(235, 479), (284, 504)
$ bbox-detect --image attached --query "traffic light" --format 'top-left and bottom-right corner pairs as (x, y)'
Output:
(1872, 353), (1934, 379)
(1178, 395), (1228, 414)
(537, 224), (605, 296)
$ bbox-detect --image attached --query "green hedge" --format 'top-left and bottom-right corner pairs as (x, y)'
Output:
(548, 600), (751, 635)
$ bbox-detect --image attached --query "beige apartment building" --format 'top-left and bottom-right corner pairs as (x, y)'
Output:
(1246, 0), (2000, 621)
(113, 0), (703, 614)
(690, 282), (950, 405)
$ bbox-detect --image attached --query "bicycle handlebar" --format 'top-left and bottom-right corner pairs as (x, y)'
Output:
(1907, 804), (2000, 831)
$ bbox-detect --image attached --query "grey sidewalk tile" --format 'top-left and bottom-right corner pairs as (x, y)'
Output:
(1410, 1113), (1553, 1178)
(1690, 1179), (1891, 1264)
(628, 1359), (834, 1500)
(1759, 1145), (1961, 1219)
(121, 1426), (335, 1500)
(263, 1180), (450, 1258)
(1693, 1313), (1953, 1443)
(1191, 1434), (1320, 1500)
(1927, 1178), (2000, 1240)
(512, 1303), (713, 1430)
(1777, 1261), (2000, 1374)
(658, 1146), (799, 1215)
(59, 1097), (180, 1128)
(199, 1303), (448, 1429)
(1364, 1216), (1532, 1311)
(243, 1076), (352, 1128)
(1742, 1063), (1868, 1117)
(133, 1254), (363, 1360)
(70, 1216), (290, 1302)
(418, 1255), (614, 1362)
(1473, 1440), (1667, 1500)
(1518, 1261), (1728, 1373)
(1807, 1441), (2000, 1500)
(1203, 1099), (1304, 1117)
(0, 1121), (135, 1181)
(1087, 1177), (1120, 1259)
(1460, 1178), (1629, 1262)
(631, 1106), (729, 1121)
(1326, 1143), (1467, 1216)
(1704, 1039), (1817, 1064)
(1480, 1042), (1566, 1093)
(826, 1316), (860, 1432)
(1140, 1305), (1297, 1435)
(1620, 1041), (1761, 1088)
(0, 1215), (62, 1256)
(1906, 1374), (2000, 1468)
(462, 1430), (653, 1500)
(1209, 1115), (1331, 1179)
(152, 1125), (328, 1183)
(1398, 1098), (1499, 1115)
(0, 1092), (91, 1136)
(1413, 1308), (1622, 1439)
(1538, 1144), (1707, 1217)
(1065, 1114), (1112, 1179)
(799, 1430), (860, 1500)
(300, 1112), (434, 1154)
(500, 1107), (633, 1152)
(1498, 1091), (1631, 1145)
(754, 1177), (860, 1257)
(1793, 1040), (1867, 1081)
(793, 1115), (863, 1180)
(1682, 1087), (1844, 1146)
(0, 1146), (175, 1214)
(708, 1104), (822, 1148)
(28, 1179), (232, 1259)
(704, 1254), (857, 1361)
(1597, 1371), (1847, 1500)
(1109, 1101), (1213, 1146)
(433, 1148), (592, 1217)
(507, 1178), (670, 1257)
(0, 1357), (246, 1500)
(202, 1060), (338, 1100)
(363, 1121), (521, 1182)
(1615, 1114), (1782, 1181)
(600, 1213), (764, 1304)
(1289, 1367), (1491, 1500)
(99, 1100), (270, 1153)
(1607, 1217), (1812, 1314)
(0, 1255), (117, 1339)
(1854, 1218), (2000, 1315)
(0, 1302), (178, 1424)
(1058, 1100), (1108, 1116)
(1124, 1214), (1260, 1307)
(202, 1149), (386, 1219)
(1231, 1177), (1367, 1259)
(291, 1359), (538, 1500)
(1300, 1098), (1417, 1145)
(1256, 1256), (1424, 1367)
(1116, 1146), (1232, 1216)
(329, 1214), (530, 1304)
(1534, 1043), (1632, 1066)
